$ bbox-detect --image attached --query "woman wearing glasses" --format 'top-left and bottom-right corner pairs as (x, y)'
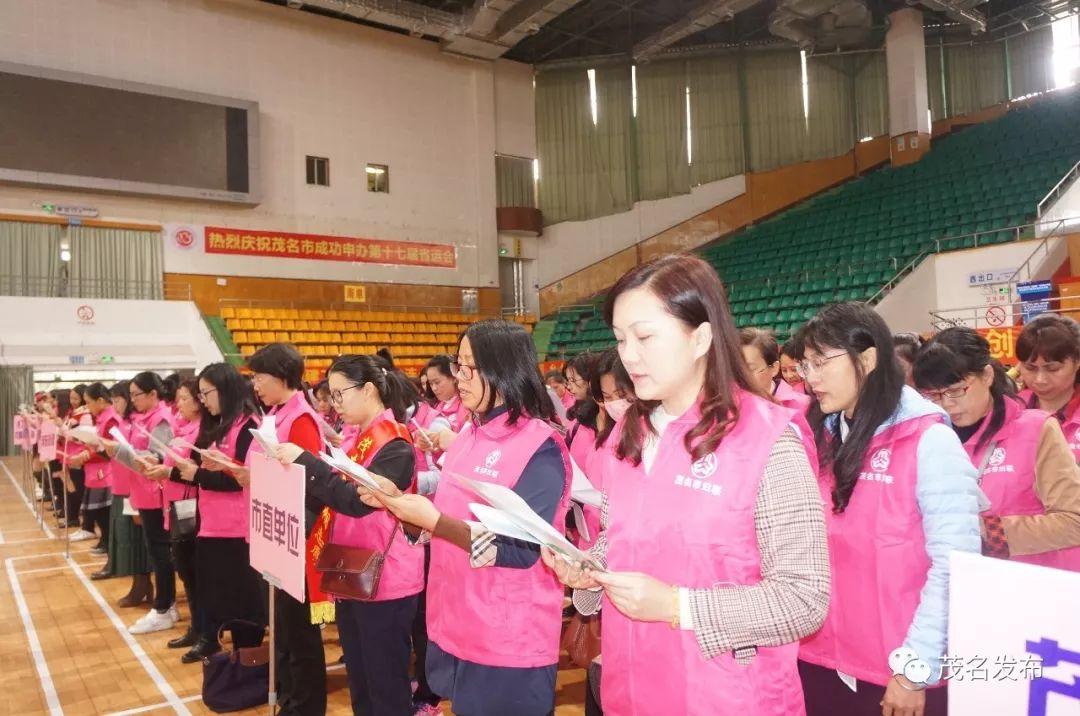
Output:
(546, 255), (828, 716)
(274, 353), (421, 715)
(114, 372), (179, 635)
(360, 319), (572, 716)
(1015, 314), (1080, 462)
(245, 343), (327, 716)
(794, 303), (982, 716)
(173, 362), (264, 663)
(913, 327), (1080, 569)
(741, 328), (811, 412)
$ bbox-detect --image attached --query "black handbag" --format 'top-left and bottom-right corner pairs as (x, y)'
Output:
(201, 620), (269, 713)
(168, 486), (197, 541)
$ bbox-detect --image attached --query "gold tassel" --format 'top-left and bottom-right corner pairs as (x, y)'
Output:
(309, 599), (336, 625)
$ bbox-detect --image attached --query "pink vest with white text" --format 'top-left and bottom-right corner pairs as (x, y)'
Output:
(965, 398), (1080, 571)
(428, 412), (571, 668)
(127, 402), (175, 510)
(799, 413), (941, 686)
(601, 391), (804, 716)
(199, 415), (254, 539)
(329, 410), (424, 601)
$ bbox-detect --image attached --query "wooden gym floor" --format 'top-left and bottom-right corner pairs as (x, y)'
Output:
(0, 457), (587, 715)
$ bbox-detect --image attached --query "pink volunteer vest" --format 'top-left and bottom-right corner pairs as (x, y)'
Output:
(199, 415), (253, 539)
(84, 406), (120, 489)
(61, 410), (93, 467)
(162, 416), (200, 529)
(774, 379), (811, 412)
(109, 419), (136, 497)
(127, 402), (175, 510)
(329, 410), (424, 601)
(966, 398), (1080, 571)
(601, 391), (804, 716)
(1020, 388), (1080, 464)
(800, 413), (941, 686)
(428, 412), (571, 668)
(567, 420), (602, 550)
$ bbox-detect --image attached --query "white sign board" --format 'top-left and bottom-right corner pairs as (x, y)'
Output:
(949, 552), (1080, 715)
(249, 452), (307, 602)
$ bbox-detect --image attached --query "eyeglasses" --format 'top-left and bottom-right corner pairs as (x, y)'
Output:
(330, 384), (363, 405)
(450, 357), (478, 381)
(198, 388), (217, 401)
(565, 375), (587, 388)
(796, 352), (848, 379)
(919, 380), (972, 404)
(129, 389), (146, 399)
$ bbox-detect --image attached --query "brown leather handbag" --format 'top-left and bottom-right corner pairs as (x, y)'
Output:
(561, 612), (602, 669)
(315, 521), (400, 601)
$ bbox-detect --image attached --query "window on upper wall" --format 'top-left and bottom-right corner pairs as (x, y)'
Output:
(306, 155), (329, 186)
(367, 163), (389, 193)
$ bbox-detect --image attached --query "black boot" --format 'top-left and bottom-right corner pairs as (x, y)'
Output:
(182, 636), (221, 664)
(168, 627), (198, 649)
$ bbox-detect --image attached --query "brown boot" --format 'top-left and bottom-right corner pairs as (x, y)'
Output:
(118, 573), (153, 608)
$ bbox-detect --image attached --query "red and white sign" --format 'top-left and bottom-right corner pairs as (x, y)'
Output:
(76, 305), (95, 324)
(249, 452), (307, 602)
(172, 226), (197, 249)
(985, 305), (1007, 327)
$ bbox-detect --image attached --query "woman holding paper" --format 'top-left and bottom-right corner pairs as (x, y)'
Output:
(413, 354), (469, 454)
(275, 353), (421, 716)
(544, 255), (830, 716)
(115, 371), (179, 635)
(360, 319), (572, 716)
(172, 362), (264, 663)
(247, 342), (329, 716)
(61, 384), (92, 531)
(70, 383), (120, 554)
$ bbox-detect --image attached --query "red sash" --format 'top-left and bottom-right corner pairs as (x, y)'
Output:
(304, 420), (412, 623)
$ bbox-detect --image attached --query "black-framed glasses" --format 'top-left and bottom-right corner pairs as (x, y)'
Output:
(920, 380), (972, 404)
(450, 357), (478, 381)
(129, 389), (147, 399)
(330, 384), (362, 405)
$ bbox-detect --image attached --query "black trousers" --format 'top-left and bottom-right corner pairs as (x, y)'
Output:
(799, 660), (949, 716)
(84, 506), (110, 545)
(338, 596), (418, 716)
(138, 508), (176, 612)
(65, 468), (85, 523)
(275, 588), (326, 716)
(171, 537), (200, 631)
(585, 661), (603, 716)
(197, 537), (265, 641)
(411, 545), (440, 706)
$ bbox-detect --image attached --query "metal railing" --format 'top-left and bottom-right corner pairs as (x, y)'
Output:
(1037, 159), (1080, 218)
(217, 297), (491, 317)
(929, 299), (1072, 331)
(0, 275), (191, 302)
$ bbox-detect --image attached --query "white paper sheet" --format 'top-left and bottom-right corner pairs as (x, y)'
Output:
(449, 472), (604, 570)
(569, 456), (602, 507)
(319, 446), (393, 495)
(468, 503), (540, 544)
(249, 415), (280, 454)
(66, 425), (102, 446)
(108, 426), (133, 449)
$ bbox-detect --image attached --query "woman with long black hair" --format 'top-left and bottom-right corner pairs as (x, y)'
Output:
(276, 353), (421, 715)
(913, 327), (1080, 569)
(795, 303), (983, 716)
(362, 319), (572, 716)
(68, 383), (117, 553)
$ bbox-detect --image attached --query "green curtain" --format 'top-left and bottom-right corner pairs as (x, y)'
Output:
(927, 44), (948, 121)
(0, 221), (63, 296)
(1008, 28), (1054, 98)
(745, 51), (806, 172)
(535, 67), (634, 224)
(0, 366), (34, 455)
(635, 60), (691, 201)
(948, 42), (1008, 116)
(687, 54), (745, 186)
(806, 56), (855, 160)
(854, 52), (889, 139)
(495, 155), (536, 208)
(67, 226), (163, 299)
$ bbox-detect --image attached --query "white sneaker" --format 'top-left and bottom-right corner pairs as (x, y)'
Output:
(167, 604), (181, 623)
(68, 529), (96, 542)
(128, 609), (176, 634)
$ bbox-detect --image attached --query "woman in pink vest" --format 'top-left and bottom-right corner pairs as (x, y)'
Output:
(794, 303), (984, 716)
(361, 319), (572, 716)
(277, 353), (422, 716)
(1015, 314), (1080, 462)
(144, 378), (204, 656)
(913, 327), (1080, 569)
(67, 383), (119, 552)
(547, 255), (830, 716)
(246, 343), (328, 716)
(113, 372), (180, 635)
(780, 338), (808, 395)
(60, 384), (92, 531)
(173, 362), (264, 664)
(741, 327), (812, 412)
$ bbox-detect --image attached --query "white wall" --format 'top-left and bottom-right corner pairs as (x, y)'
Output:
(0, 0), (537, 289)
(1038, 173), (1080, 235)
(538, 174), (746, 286)
(876, 237), (1067, 332)
(0, 297), (222, 372)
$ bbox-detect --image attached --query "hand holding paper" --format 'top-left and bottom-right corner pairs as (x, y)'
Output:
(66, 425), (102, 448)
(320, 447), (400, 497)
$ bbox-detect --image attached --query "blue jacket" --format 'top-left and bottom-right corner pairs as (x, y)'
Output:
(827, 386), (984, 684)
